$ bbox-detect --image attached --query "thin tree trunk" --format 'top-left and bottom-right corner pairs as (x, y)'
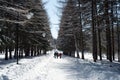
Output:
(5, 47), (8, 60)
(92, 0), (98, 62)
(104, 0), (112, 62)
(9, 47), (12, 59)
(43, 49), (46, 54)
(39, 49), (41, 55)
(74, 34), (80, 58)
(97, 20), (102, 60)
(116, 0), (120, 62)
(111, 0), (115, 60)
(78, 0), (84, 59)
(31, 46), (33, 56)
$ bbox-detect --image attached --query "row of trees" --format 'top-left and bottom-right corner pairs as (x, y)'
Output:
(57, 0), (120, 62)
(0, 0), (52, 61)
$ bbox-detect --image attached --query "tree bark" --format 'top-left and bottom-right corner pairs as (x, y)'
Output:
(5, 47), (8, 60)
(116, 0), (120, 62)
(104, 0), (112, 62)
(110, 0), (115, 60)
(78, 0), (84, 59)
(92, 0), (98, 62)
(9, 47), (12, 59)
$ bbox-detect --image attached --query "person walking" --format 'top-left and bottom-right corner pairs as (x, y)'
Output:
(59, 53), (62, 59)
(54, 51), (58, 58)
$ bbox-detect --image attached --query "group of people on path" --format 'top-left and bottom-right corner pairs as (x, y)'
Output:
(54, 51), (62, 59)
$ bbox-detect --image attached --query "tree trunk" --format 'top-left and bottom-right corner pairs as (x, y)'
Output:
(43, 49), (46, 54)
(39, 49), (41, 55)
(104, 0), (112, 62)
(116, 0), (120, 62)
(34, 47), (36, 56)
(98, 24), (102, 60)
(74, 34), (80, 58)
(110, 0), (115, 60)
(78, 0), (84, 59)
(9, 47), (12, 59)
(31, 46), (33, 56)
(25, 46), (30, 57)
(5, 47), (8, 60)
(92, 0), (98, 62)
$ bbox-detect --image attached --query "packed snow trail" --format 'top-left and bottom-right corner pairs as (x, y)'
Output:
(46, 55), (120, 80)
(0, 51), (120, 80)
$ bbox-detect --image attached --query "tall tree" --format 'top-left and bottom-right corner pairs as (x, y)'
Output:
(104, 0), (112, 62)
(77, 0), (84, 59)
(92, 0), (98, 62)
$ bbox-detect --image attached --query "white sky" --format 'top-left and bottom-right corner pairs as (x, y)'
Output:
(42, 0), (60, 39)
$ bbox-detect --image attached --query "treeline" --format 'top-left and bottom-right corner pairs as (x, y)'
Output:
(57, 0), (120, 62)
(0, 0), (52, 61)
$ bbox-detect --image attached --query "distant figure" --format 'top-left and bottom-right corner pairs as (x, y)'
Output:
(59, 53), (62, 59)
(54, 51), (58, 58)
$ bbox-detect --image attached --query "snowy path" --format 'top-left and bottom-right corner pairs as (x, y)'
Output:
(0, 52), (120, 80)
(19, 54), (74, 80)
(46, 56), (72, 80)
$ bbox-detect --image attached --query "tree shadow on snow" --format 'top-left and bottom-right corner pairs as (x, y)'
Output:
(0, 54), (47, 66)
(0, 58), (17, 66)
(1, 75), (9, 80)
(57, 57), (120, 80)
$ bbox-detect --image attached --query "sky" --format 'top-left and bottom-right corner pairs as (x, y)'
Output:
(42, 0), (60, 39)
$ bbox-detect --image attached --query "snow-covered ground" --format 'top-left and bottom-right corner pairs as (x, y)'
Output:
(0, 50), (120, 80)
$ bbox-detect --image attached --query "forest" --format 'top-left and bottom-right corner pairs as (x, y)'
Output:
(57, 0), (120, 62)
(0, 0), (120, 79)
(0, 0), (52, 63)
(0, 0), (120, 63)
